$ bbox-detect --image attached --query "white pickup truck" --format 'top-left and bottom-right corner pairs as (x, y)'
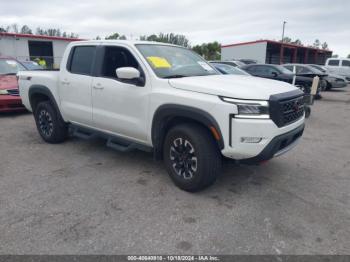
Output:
(18, 40), (305, 191)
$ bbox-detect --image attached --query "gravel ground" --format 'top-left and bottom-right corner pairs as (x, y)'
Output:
(0, 88), (350, 255)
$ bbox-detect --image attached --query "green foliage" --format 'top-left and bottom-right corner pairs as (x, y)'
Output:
(282, 37), (292, 43)
(20, 25), (32, 34)
(105, 33), (119, 40)
(0, 23), (78, 38)
(332, 54), (339, 58)
(347, 54), (350, 59)
(321, 42), (328, 50)
(105, 33), (127, 40)
(313, 39), (320, 48)
(139, 33), (190, 47)
(192, 42), (221, 60)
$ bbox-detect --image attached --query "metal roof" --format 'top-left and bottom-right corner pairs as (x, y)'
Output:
(221, 39), (332, 52)
(0, 32), (82, 42)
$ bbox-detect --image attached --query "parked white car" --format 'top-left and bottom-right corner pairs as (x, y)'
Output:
(18, 40), (305, 191)
(325, 58), (350, 82)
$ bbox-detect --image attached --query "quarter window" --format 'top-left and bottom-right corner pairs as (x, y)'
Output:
(69, 46), (96, 75)
(328, 60), (340, 66)
(342, 60), (350, 67)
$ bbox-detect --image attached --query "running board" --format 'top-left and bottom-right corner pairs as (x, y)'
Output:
(106, 138), (136, 152)
(71, 127), (95, 139)
(70, 124), (152, 153)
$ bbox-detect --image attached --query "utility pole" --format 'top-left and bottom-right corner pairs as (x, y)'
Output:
(281, 21), (287, 42)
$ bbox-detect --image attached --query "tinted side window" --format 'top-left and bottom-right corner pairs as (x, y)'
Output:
(284, 65), (293, 71)
(266, 66), (279, 75)
(101, 46), (139, 79)
(328, 60), (340, 66)
(342, 60), (350, 67)
(246, 66), (257, 73)
(69, 46), (96, 75)
(254, 66), (269, 75)
(297, 66), (312, 74)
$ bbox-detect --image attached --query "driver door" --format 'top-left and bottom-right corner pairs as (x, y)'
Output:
(91, 45), (150, 142)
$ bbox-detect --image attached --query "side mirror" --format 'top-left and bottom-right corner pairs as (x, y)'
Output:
(271, 72), (278, 77)
(116, 67), (140, 80)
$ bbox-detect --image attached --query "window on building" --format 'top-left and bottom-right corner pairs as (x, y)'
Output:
(69, 46), (96, 75)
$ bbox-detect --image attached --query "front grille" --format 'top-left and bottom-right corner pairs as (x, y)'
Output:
(269, 90), (305, 127)
(280, 97), (305, 125)
(7, 89), (19, 96)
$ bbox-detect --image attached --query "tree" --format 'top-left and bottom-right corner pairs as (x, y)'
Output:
(313, 39), (320, 48)
(105, 33), (120, 40)
(20, 25), (32, 34)
(332, 54), (339, 58)
(94, 36), (101, 40)
(282, 36), (292, 43)
(347, 54), (350, 59)
(119, 35), (127, 40)
(321, 42), (328, 50)
(292, 39), (302, 46)
(0, 27), (6, 32)
(139, 33), (190, 47)
(192, 42), (221, 60)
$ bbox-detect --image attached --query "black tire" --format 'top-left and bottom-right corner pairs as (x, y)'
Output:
(34, 101), (68, 143)
(163, 123), (222, 192)
(325, 81), (332, 91)
(305, 106), (311, 118)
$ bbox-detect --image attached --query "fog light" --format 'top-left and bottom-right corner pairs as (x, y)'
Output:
(241, 137), (263, 143)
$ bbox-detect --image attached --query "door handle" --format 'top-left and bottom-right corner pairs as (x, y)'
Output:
(61, 79), (70, 85)
(93, 83), (104, 89)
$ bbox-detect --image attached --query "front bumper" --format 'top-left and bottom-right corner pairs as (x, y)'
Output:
(220, 116), (305, 161)
(328, 79), (348, 88)
(0, 95), (26, 112)
(240, 124), (304, 163)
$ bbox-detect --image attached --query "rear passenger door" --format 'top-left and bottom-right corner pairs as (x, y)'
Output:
(60, 45), (96, 126)
(91, 45), (150, 143)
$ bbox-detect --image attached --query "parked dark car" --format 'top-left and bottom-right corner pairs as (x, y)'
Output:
(209, 60), (245, 67)
(240, 64), (315, 94)
(308, 64), (347, 90)
(283, 64), (327, 91)
(210, 62), (251, 75)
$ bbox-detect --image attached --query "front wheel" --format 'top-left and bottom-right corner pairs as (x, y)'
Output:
(163, 123), (222, 192)
(34, 101), (68, 143)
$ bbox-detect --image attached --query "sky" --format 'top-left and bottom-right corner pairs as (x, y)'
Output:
(0, 0), (349, 56)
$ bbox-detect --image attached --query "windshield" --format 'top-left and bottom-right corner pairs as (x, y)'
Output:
(310, 65), (326, 72)
(279, 65), (296, 74)
(213, 63), (250, 75)
(0, 59), (27, 75)
(136, 44), (218, 78)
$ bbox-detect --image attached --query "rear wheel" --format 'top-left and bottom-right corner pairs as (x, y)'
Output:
(163, 123), (222, 192)
(34, 101), (68, 143)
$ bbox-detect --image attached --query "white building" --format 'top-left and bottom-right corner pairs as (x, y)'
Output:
(0, 32), (81, 68)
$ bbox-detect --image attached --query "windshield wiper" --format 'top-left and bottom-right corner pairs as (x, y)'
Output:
(163, 75), (187, 79)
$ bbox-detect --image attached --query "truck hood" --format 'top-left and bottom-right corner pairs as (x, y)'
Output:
(0, 75), (18, 90)
(168, 75), (299, 100)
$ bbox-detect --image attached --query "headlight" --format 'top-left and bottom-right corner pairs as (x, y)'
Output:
(0, 90), (9, 95)
(220, 97), (269, 119)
